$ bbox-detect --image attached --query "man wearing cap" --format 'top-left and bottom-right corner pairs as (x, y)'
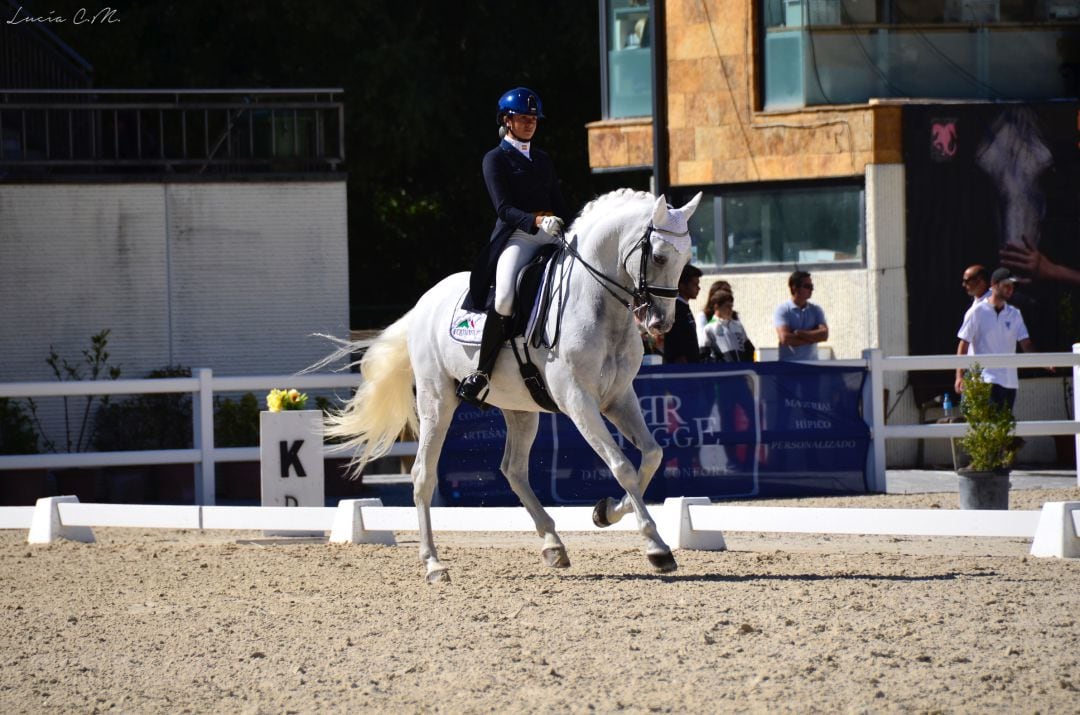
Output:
(954, 267), (1039, 410)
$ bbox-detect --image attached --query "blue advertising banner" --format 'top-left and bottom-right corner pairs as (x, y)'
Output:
(438, 361), (870, 506)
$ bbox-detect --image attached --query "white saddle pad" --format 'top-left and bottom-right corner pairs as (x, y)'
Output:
(449, 291), (486, 345)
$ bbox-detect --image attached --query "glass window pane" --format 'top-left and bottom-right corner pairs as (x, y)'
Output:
(607, 0), (652, 118)
(761, 1), (1080, 108)
(686, 184), (864, 270)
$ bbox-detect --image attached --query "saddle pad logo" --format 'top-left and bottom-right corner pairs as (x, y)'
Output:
(449, 297), (486, 345)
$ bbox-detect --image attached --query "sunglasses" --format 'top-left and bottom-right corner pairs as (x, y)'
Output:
(800, 283), (814, 290)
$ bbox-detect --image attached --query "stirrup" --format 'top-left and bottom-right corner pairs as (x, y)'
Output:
(456, 372), (492, 410)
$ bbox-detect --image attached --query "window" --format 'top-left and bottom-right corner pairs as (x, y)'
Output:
(685, 183), (865, 270)
(603, 0), (653, 119)
(762, 0), (1080, 109)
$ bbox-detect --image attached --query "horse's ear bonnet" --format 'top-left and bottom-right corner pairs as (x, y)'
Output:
(648, 192), (703, 254)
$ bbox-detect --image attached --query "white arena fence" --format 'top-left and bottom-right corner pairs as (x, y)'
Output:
(1, 495), (1077, 558)
(2, 352), (1080, 559)
(0, 369), (410, 504)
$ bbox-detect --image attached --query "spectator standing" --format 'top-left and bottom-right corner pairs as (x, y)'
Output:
(664, 264), (702, 364)
(961, 264), (991, 306)
(703, 292), (755, 362)
(956, 264), (991, 358)
(955, 267), (1042, 411)
(774, 270), (828, 361)
(696, 279), (733, 349)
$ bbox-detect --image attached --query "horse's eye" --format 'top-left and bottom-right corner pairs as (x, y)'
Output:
(653, 254), (668, 266)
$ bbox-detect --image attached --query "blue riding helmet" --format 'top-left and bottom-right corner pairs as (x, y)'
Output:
(496, 87), (544, 125)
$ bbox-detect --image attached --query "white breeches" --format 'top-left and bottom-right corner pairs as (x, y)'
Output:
(493, 228), (558, 317)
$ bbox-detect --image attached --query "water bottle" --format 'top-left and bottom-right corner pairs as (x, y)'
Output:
(942, 392), (953, 420)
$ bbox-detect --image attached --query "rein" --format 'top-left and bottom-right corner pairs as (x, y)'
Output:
(557, 222), (686, 318)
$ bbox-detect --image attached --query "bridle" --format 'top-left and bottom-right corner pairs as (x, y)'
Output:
(558, 222), (687, 318)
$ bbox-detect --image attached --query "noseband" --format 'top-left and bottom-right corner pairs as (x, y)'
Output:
(558, 222), (687, 318)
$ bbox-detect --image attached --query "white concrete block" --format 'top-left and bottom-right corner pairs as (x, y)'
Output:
(27, 496), (95, 544)
(329, 499), (396, 545)
(660, 497), (727, 551)
(1030, 502), (1080, 559)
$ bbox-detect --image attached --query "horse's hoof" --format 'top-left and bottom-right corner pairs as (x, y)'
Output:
(647, 551), (678, 573)
(426, 568), (451, 584)
(542, 547), (571, 568)
(592, 499), (611, 528)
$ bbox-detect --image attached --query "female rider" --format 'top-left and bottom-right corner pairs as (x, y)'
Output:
(458, 87), (569, 407)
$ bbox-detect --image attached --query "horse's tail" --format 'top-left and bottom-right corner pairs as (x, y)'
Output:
(324, 310), (418, 474)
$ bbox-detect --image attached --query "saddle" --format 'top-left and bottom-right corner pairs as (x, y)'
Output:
(450, 244), (562, 412)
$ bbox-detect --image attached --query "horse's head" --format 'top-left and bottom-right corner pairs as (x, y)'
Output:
(635, 192), (702, 336)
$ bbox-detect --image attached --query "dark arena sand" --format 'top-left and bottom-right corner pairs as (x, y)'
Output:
(2, 487), (1079, 713)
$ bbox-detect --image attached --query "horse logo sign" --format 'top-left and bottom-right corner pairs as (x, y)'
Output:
(931, 119), (958, 162)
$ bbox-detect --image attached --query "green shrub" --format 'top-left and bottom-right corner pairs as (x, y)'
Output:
(0, 398), (39, 455)
(215, 393), (260, 447)
(958, 365), (1016, 472)
(93, 366), (193, 451)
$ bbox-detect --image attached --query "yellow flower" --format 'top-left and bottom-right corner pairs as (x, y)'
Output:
(266, 389), (286, 412)
(266, 388), (308, 412)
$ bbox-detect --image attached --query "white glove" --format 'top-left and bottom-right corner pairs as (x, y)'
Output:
(539, 215), (565, 239)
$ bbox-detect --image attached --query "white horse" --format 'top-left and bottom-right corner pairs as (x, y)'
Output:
(326, 189), (702, 582)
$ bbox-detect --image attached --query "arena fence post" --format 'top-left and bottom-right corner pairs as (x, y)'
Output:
(329, 498), (396, 545)
(1030, 501), (1080, 558)
(193, 368), (216, 506)
(660, 497), (726, 551)
(27, 496), (94, 544)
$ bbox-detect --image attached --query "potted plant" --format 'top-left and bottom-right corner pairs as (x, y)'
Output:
(956, 364), (1016, 509)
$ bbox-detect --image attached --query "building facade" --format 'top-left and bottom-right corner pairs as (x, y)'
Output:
(587, 0), (1080, 466)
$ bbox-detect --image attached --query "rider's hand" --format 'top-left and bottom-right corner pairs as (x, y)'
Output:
(539, 215), (565, 239)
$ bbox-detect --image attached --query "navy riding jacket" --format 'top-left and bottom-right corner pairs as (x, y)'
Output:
(468, 140), (569, 309)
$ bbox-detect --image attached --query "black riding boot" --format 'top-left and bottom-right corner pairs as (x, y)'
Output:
(457, 310), (512, 408)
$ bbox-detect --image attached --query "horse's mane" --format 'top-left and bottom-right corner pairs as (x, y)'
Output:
(569, 188), (654, 237)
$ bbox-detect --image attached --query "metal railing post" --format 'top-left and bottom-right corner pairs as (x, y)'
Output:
(863, 348), (887, 493)
(1073, 344), (1079, 487)
(192, 368), (216, 505)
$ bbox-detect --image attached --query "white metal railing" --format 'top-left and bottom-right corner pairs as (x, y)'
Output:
(3, 349), (1079, 504)
(0, 369), (417, 505)
(862, 346), (1080, 491)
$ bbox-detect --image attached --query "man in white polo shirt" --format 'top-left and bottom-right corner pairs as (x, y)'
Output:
(954, 267), (1038, 411)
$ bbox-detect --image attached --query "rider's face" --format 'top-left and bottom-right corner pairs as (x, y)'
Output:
(507, 114), (538, 141)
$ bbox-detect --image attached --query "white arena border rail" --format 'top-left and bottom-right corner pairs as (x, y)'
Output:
(1, 496), (1077, 559)
(0, 369), (418, 505)
(2, 352), (1080, 560)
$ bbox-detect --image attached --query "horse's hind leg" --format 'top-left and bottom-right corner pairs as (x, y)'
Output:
(500, 410), (569, 568)
(412, 378), (458, 583)
(562, 395), (675, 573)
(594, 389), (664, 530)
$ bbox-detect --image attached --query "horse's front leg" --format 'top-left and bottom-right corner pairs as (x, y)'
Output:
(500, 410), (569, 568)
(562, 394), (675, 572)
(593, 388), (663, 530)
(412, 379), (457, 583)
